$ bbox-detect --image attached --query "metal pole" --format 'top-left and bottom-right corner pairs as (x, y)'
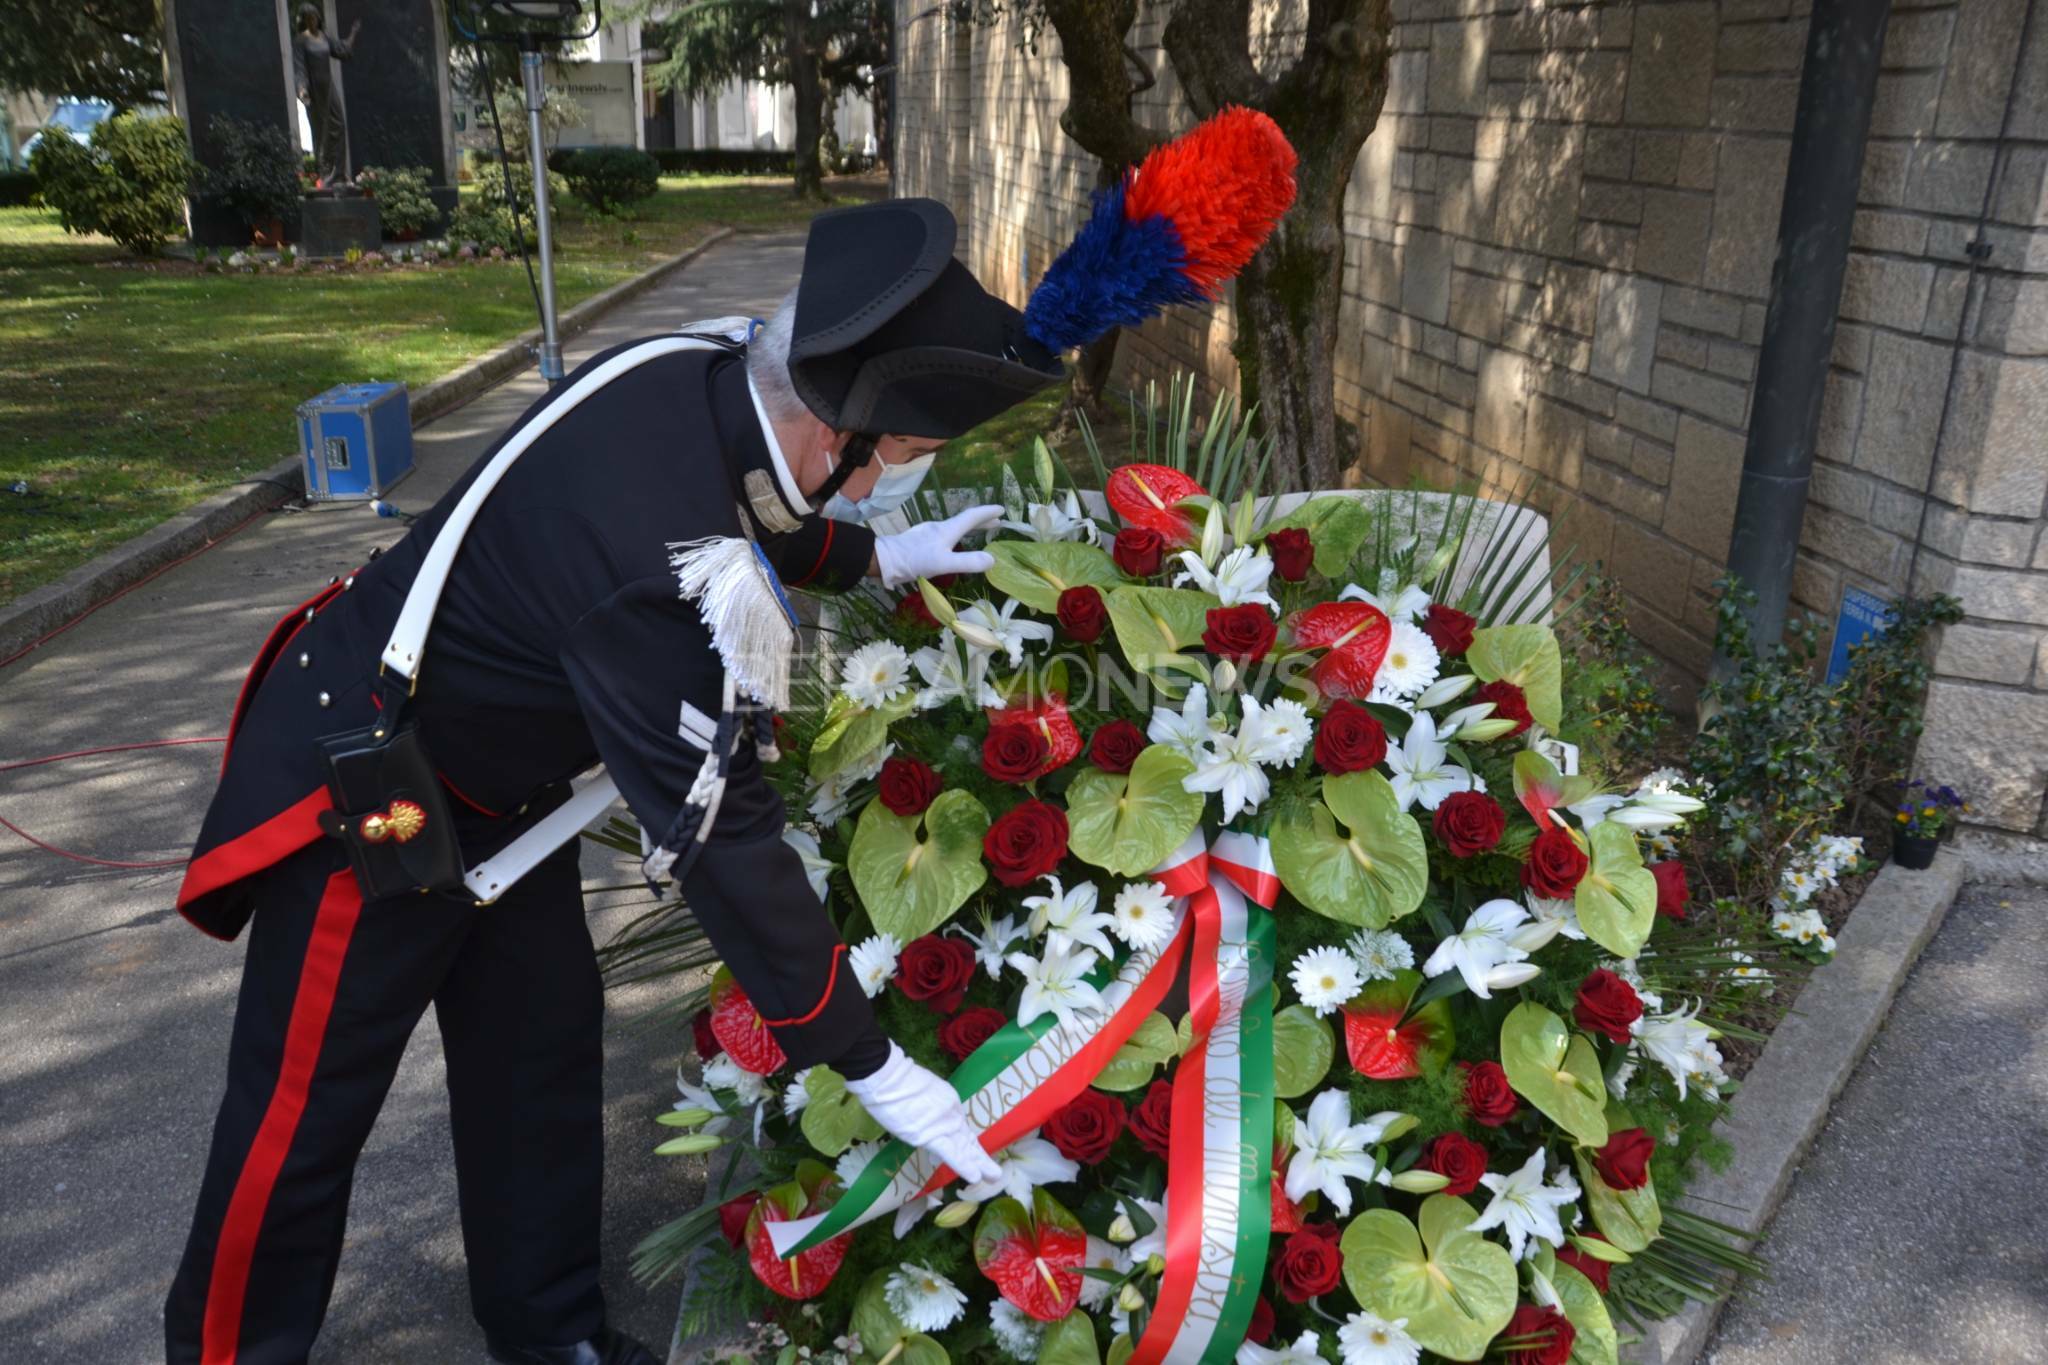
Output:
(1711, 0), (1892, 681)
(520, 40), (565, 383)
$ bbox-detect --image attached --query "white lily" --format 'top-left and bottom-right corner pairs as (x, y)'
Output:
(1469, 1147), (1580, 1260)
(910, 636), (1002, 711)
(1000, 491), (1100, 544)
(1606, 803), (1687, 833)
(1412, 672), (1479, 710)
(1340, 579), (1431, 622)
(1173, 544), (1278, 611)
(954, 597), (1053, 667)
(1633, 1001), (1724, 1101)
(1506, 914), (1565, 954)
(1433, 700), (1498, 741)
(1183, 712), (1274, 822)
(1007, 941), (1105, 1030)
(1147, 682), (1222, 762)
(1422, 897), (1532, 999)
(1023, 875), (1118, 957)
(806, 741), (891, 824)
(781, 826), (835, 902)
(1384, 712), (1476, 811)
(1525, 894), (1586, 941)
(1483, 961), (1543, 991)
(673, 1067), (736, 1137)
(950, 911), (1027, 979)
(1284, 1090), (1403, 1216)
(959, 1131), (1080, 1204)
(1237, 1331), (1327, 1364)
(892, 1191), (939, 1238)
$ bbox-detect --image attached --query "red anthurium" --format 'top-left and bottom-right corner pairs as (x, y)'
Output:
(1341, 970), (1452, 1080)
(985, 694), (1084, 776)
(1269, 1173), (1307, 1233)
(1106, 463), (1205, 543)
(1290, 602), (1392, 702)
(745, 1167), (852, 1299)
(973, 1189), (1089, 1321)
(708, 967), (788, 1075)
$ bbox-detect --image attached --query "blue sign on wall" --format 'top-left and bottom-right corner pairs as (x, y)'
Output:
(1826, 585), (1892, 684)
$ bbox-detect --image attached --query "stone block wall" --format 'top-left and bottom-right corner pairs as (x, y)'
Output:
(893, 0), (2048, 844)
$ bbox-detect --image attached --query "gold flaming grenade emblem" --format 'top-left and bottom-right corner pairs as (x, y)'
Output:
(360, 799), (428, 844)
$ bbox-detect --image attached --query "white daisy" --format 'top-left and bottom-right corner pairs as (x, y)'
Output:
(950, 911), (1027, 979)
(1147, 682), (1220, 762)
(1422, 897), (1531, 999)
(960, 1131), (1080, 1205)
(840, 641), (912, 708)
(1111, 881), (1178, 953)
(1123, 1194), (1168, 1263)
(1338, 1311), (1422, 1365)
(1022, 875), (1117, 957)
(782, 1066), (816, 1118)
(1078, 1235), (1132, 1309)
(1372, 620), (1441, 699)
(848, 933), (902, 999)
(1290, 946), (1364, 1016)
(1347, 928), (1415, 982)
(1285, 1090), (1403, 1216)
(702, 1054), (768, 1107)
(1173, 544), (1279, 610)
(1007, 942), (1105, 1030)
(1340, 578), (1431, 622)
(1238, 1330), (1326, 1364)
(1384, 712), (1475, 812)
(1244, 694), (1314, 766)
(1469, 1147), (1580, 1260)
(989, 1299), (1046, 1360)
(885, 1262), (969, 1333)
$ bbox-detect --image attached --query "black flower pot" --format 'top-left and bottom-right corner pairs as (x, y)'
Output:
(1893, 830), (1940, 870)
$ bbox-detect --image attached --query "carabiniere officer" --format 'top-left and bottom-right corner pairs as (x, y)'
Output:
(165, 200), (1065, 1365)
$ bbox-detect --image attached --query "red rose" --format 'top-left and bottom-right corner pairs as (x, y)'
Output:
(983, 800), (1069, 887)
(1043, 1089), (1126, 1165)
(1266, 528), (1314, 582)
(1128, 1079), (1174, 1158)
(1246, 1296), (1275, 1345)
(1272, 1225), (1343, 1302)
(896, 591), (941, 630)
(1650, 860), (1688, 920)
(1522, 826), (1590, 898)
(1594, 1127), (1656, 1190)
(1056, 585), (1108, 643)
(1475, 680), (1533, 735)
(1503, 1303), (1576, 1365)
(1314, 700), (1388, 774)
(939, 1006), (1008, 1062)
(1422, 603), (1476, 656)
(1557, 1239), (1613, 1294)
(1422, 1132), (1489, 1197)
(691, 1007), (721, 1061)
(1574, 969), (1643, 1045)
(982, 723), (1052, 785)
(1461, 1060), (1520, 1127)
(1113, 526), (1166, 577)
(1433, 790), (1506, 856)
(894, 935), (978, 1013)
(877, 755), (942, 816)
(1201, 603), (1277, 663)
(1088, 719), (1149, 774)
(718, 1191), (761, 1249)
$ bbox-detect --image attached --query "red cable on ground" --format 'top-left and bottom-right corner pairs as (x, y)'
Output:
(0, 736), (227, 869)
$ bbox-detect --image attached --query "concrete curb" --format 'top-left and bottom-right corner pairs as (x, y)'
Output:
(0, 226), (737, 669)
(1627, 847), (1969, 1364)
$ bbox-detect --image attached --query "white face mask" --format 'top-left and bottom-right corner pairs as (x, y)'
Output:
(820, 449), (937, 525)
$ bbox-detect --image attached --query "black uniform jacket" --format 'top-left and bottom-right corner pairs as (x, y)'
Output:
(176, 338), (888, 1073)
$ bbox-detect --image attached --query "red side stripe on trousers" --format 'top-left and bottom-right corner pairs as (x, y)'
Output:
(201, 869), (364, 1364)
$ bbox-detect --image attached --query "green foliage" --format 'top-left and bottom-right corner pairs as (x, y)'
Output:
(356, 164), (440, 238)
(201, 115), (300, 229)
(1835, 591), (1963, 800)
(30, 112), (195, 255)
(561, 146), (661, 212)
(0, 0), (162, 109)
(1564, 569), (1671, 772)
(473, 154), (570, 220)
(649, 147), (796, 175)
(446, 198), (526, 252)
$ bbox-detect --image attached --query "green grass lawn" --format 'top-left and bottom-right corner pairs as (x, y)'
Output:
(0, 173), (881, 604)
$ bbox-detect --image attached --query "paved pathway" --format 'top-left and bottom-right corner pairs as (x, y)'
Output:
(0, 231), (804, 1363)
(1707, 881), (2048, 1365)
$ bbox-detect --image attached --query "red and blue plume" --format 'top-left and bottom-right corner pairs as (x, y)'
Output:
(1024, 107), (1298, 354)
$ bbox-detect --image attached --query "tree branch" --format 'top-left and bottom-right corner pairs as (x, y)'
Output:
(1038, 0), (1166, 168)
(1159, 0), (1265, 118)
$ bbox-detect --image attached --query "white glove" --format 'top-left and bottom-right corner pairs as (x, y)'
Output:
(844, 1043), (1002, 1185)
(872, 504), (1003, 590)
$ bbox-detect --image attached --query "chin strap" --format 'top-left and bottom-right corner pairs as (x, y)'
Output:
(809, 432), (878, 506)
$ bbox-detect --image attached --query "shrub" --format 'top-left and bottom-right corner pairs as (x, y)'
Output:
(202, 114), (300, 230)
(356, 164), (440, 238)
(31, 112), (197, 254)
(472, 154), (568, 217)
(559, 146), (659, 212)
(1563, 569), (1672, 773)
(445, 198), (529, 253)
(1835, 592), (1963, 801)
(649, 147), (794, 176)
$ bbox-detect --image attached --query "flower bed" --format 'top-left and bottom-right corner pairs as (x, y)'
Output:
(631, 455), (1807, 1365)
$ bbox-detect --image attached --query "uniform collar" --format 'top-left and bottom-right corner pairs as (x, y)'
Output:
(746, 372), (812, 522)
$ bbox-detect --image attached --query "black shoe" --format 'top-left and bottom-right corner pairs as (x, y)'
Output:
(485, 1326), (663, 1365)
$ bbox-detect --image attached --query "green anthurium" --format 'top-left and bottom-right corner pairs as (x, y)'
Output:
(1573, 1102), (1661, 1251)
(1036, 1312), (1102, 1365)
(1551, 1261), (1619, 1365)
(1105, 586), (1218, 673)
(1271, 1005), (1336, 1099)
(1341, 1195), (1518, 1362)
(1510, 750), (1597, 827)
(1105, 1335), (1134, 1365)
(810, 690), (916, 782)
(986, 540), (1124, 615)
(848, 789), (991, 942)
(1574, 823), (1659, 959)
(798, 1066), (885, 1157)
(1466, 624), (1563, 732)
(1065, 745), (1205, 877)
(1500, 1003), (1610, 1148)
(1091, 1013), (1177, 1092)
(1272, 771), (1429, 927)
(1261, 495), (1374, 577)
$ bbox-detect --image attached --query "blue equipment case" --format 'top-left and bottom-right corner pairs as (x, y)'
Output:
(297, 381), (415, 502)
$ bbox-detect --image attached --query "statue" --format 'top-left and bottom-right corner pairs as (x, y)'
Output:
(293, 4), (362, 187)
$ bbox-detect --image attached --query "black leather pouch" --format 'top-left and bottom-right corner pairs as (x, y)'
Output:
(316, 717), (466, 901)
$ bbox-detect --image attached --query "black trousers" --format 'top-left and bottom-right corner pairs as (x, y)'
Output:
(165, 837), (605, 1364)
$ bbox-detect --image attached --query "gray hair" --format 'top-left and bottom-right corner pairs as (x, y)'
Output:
(747, 288), (813, 424)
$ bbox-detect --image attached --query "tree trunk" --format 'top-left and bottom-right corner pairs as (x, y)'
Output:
(784, 0), (827, 200)
(1231, 206), (1348, 489)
